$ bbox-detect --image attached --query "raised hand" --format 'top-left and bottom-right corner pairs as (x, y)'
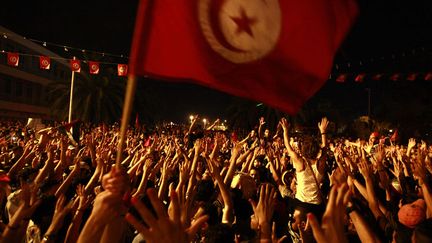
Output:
(408, 138), (416, 150)
(280, 118), (289, 131)
(318, 117), (329, 134)
(249, 184), (277, 240)
(126, 189), (208, 243)
(45, 194), (73, 235)
(358, 159), (372, 179)
(308, 184), (350, 243)
(259, 117), (266, 126)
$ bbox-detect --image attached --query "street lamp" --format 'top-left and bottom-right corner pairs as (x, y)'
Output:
(189, 115), (194, 123)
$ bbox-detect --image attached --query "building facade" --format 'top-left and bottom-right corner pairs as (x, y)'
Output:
(0, 26), (71, 119)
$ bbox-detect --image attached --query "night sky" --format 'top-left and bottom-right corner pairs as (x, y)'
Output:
(1, 0), (432, 123)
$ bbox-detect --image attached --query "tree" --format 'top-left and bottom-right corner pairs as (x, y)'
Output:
(47, 65), (125, 124)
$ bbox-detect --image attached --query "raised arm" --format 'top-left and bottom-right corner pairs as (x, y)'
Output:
(318, 117), (329, 148)
(280, 118), (303, 171)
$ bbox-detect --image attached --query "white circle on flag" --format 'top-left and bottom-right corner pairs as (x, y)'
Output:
(73, 63), (79, 69)
(91, 64), (97, 70)
(10, 57), (17, 62)
(198, 0), (281, 63)
(42, 60), (49, 66)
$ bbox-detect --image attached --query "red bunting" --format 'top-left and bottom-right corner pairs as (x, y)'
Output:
(70, 59), (81, 72)
(7, 52), (19, 67)
(354, 73), (365, 82)
(406, 73), (418, 81)
(39, 56), (51, 70)
(88, 61), (100, 75)
(389, 73), (401, 81)
(336, 74), (348, 83)
(118, 64), (128, 76)
(425, 72), (432, 81)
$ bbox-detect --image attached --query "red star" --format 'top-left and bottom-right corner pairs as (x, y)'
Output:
(230, 7), (257, 37)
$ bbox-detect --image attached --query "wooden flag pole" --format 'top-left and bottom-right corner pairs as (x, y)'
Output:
(115, 75), (137, 168)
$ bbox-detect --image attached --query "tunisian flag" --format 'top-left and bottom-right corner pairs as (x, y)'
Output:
(70, 59), (81, 72)
(7, 52), (19, 67)
(129, 0), (358, 114)
(88, 61), (100, 74)
(39, 56), (51, 70)
(118, 64), (128, 76)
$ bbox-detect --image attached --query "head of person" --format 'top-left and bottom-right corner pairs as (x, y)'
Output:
(398, 199), (426, 229)
(299, 136), (320, 160)
(369, 132), (379, 144)
(249, 168), (260, 184)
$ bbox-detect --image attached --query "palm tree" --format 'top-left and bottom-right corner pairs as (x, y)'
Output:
(47, 62), (125, 124)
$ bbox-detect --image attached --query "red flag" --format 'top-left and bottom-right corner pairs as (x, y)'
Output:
(135, 113), (140, 128)
(118, 64), (128, 76)
(354, 73), (366, 82)
(7, 52), (19, 67)
(424, 72), (432, 81)
(336, 74), (348, 83)
(129, 0), (358, 114)
(39, 56), (51, 70)
(389, 73), (401, 81)
(406, 73), (418, 81)
(70, 59), (81, 72)
(390, 129), (398, 142)
(372, 74), (383, 81)
(89, 61), (100, 74)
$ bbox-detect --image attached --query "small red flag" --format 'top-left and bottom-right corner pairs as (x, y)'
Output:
(118, 64), (128, 76)
(70, 59), (81, 72)
(424, 72), (432, 81)
(88, 61), (100, 74)
(129, 0), (358, 114)
(390, 129), (399, 142)
(135, 113), (140, 128)
(354, 73), (366, 82)
(372, 74), (383, 81)
(406, 73), (418, 81)
(39, 56), (51, 70)
(336, 74), (348, 83)
(389, 73), (401, 81)
(7, 52), (19, 67)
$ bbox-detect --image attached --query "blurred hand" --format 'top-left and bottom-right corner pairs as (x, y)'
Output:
(308, 183), (350, 243)
(126, 189), (208, 243)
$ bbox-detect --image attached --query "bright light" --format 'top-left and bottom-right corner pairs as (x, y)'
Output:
(189, 115), (194, 121)
(203, 119), (207, 123)
(389, 129), (393, 133)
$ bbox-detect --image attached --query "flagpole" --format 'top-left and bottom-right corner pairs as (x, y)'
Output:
(115, 75), (137, 167)
(68, 56), (76, 123)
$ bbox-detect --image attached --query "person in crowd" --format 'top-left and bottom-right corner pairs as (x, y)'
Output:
(0, 117), (431, 243)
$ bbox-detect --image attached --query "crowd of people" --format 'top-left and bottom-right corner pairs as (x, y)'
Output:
(0, 116), (431, 243)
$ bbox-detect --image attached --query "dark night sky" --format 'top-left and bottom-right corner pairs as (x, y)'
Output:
(1, 0), (432, 122)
